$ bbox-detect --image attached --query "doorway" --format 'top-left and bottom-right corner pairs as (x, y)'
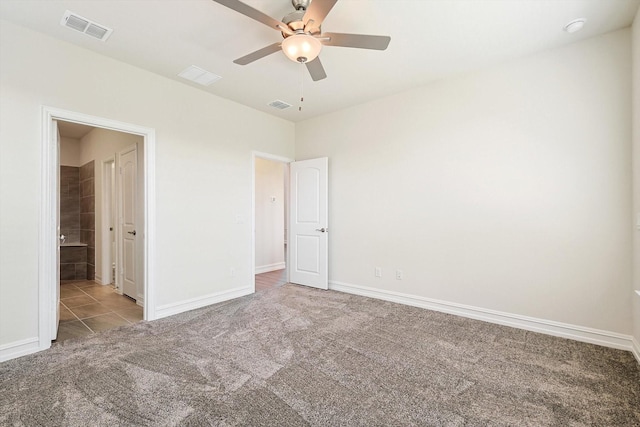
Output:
(40, 107), (156, 350)
(252, 152), (293, 292)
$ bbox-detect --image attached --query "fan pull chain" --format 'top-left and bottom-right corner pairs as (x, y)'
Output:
(299, 63), (304, 112)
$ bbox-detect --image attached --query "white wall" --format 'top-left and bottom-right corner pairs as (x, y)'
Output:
(0, 20), (294, 350)
(255, 158), (285, 272)
(296, 29), (633, 336)
(59, 136), (80, 167)
(78, 127), (144, 290)
(632, 7), (640, 357)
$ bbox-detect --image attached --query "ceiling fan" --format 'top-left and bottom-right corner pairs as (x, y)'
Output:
(212, 0), (391, 81)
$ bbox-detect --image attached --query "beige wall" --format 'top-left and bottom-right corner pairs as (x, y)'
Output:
(59, 136), (81, 167)
(0, 20), (295, 349)
(296, 29), (633, 335)
(632, 7), (640, 355)
(255, 158), (285, 272)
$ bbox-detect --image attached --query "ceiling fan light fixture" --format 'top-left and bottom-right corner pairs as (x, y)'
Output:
(282, 34), (322, 63)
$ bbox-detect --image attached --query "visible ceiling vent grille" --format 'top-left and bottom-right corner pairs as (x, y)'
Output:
(178, 66), (222, 86)
(61, 10), (113, 42)
(268, 100), (292, 110)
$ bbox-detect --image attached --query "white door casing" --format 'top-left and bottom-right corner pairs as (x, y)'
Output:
(53, 120), (61, 340)
(119, 145), (137, 299)
(101, 158), (115, 286)
(289, 157), (329, 290)
(38, 106), (156, 359)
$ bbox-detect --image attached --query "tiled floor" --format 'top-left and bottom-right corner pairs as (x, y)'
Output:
(56, 280), (143, 342)
(255, 269), (287, 292)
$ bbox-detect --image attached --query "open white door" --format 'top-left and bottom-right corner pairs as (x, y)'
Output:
(118, 144), (137, 299)
(289, 157), (328, 289)
(52, 120), (61, 340)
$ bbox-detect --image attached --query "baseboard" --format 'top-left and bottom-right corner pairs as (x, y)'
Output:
(632, 337), (640, 365)
(155, 286), (253, 319)
(255, 263), (285, 274)
(94, 274), (104, 285)
(0, 337), (43, 363)
(329, 281), (634, 352)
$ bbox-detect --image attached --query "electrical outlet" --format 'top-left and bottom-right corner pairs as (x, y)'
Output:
(396, 269), (403, 280)
(375, 267), (382, 278)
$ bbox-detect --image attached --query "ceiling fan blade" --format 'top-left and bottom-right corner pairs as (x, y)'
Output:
(212, 0), (287, 31)
(303, 0), (338, 29)
(305, 57), (327, 81)
(233, 43), (282, 65)
(321, 32), (391, 50)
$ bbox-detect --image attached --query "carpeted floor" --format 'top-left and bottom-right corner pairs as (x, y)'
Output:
(1, 284), (639, 426)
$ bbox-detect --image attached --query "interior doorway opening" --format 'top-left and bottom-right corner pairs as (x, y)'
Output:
(40, 106), (156, 351)
(252, 152), (293, 293)
(54, 120), (146, 341)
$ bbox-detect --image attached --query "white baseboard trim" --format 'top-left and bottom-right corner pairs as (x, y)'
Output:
(255, 263), (285, 274)
(94, 275), (104, 285)
(329, 281), (634, 353)
(0, 337), (43, 363)
(155, 286), (253, 319)
(632, 337), (640, 365)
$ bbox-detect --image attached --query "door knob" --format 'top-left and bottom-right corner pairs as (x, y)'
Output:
(127, 230), (136, 236)
(315, 228), (327, 233)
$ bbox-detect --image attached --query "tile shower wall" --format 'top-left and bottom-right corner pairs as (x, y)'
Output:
(60, 166), (87, 280)
(60, 246), (87, 280)
(80, 161), (95, 280)
(60, 166), (80, 243)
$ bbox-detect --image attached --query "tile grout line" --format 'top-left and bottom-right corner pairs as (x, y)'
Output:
(79, 319), (96, 334)
(60, 300), (82, 322)
(111, 310), (134, 324)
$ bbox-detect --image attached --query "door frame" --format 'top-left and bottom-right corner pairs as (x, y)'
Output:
(39, 106), (157, 349)
(251, 151), (293, 293)
(101, 156), (116, 289)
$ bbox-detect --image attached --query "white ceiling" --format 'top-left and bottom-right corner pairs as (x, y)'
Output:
(1, 0), (638, 122)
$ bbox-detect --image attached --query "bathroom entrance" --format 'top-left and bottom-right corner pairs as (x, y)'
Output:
(39, 107), (155, 349)
(55, 120), (146, 340)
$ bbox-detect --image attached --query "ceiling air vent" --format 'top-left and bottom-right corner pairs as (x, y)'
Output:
(61, 10), (113, 42)
(178, 66), (222, 86)
(268, 100), (292, 110)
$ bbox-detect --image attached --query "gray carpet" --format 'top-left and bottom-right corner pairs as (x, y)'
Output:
(1, 284), (639, 426)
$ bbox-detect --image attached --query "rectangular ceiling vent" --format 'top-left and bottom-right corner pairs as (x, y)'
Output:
(268, 100), (292, 110)
(178, 65), (222, 86)
(60, 10), (113, 42)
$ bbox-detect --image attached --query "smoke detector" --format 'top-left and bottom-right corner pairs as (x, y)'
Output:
(563, 18), (586, 34)
(60, 11), (113, 41)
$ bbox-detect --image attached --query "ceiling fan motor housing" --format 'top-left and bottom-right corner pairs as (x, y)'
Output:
(291, 0), (310, 11)
(282, 10), (320, 36)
